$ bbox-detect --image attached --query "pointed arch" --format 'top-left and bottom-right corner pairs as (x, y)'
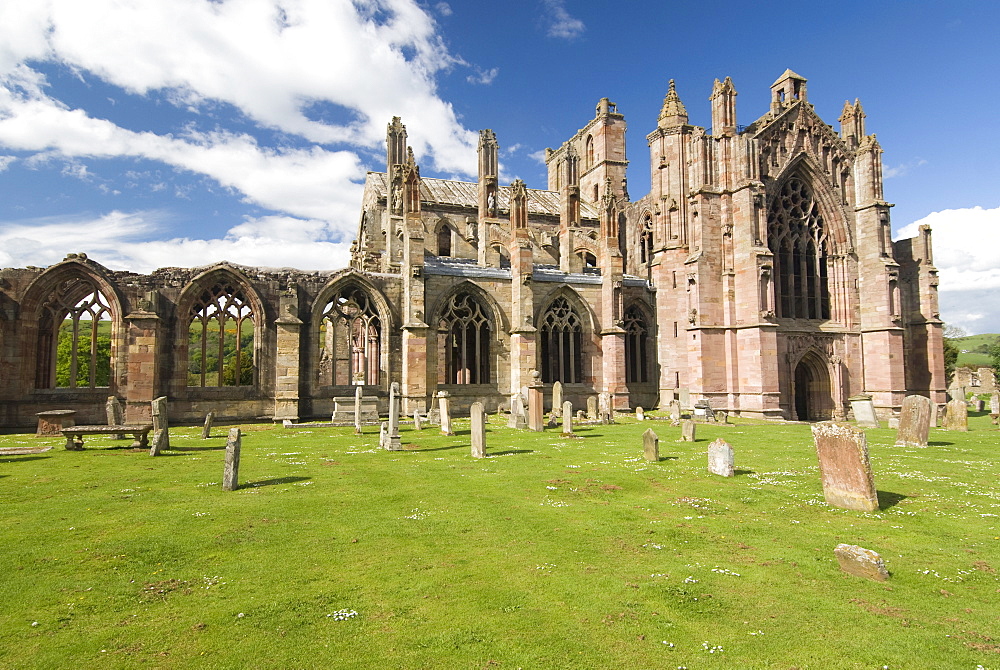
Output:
(21, 259), (124, 390)
(769, 153), (852, 253)
(536, 286), (596, 385)
(177, 265), (267, 388)
(791, 349), (834, 421)
(430, 283), (498, 385)
(623, 301), (653, 384)
(436, 222), (452, 257)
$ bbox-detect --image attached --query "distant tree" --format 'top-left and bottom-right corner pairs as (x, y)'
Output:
(990, 339), (1000, 379)
(942, 324), (966, 382)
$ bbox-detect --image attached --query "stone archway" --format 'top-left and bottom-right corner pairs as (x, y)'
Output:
(793, 352), (833, 421)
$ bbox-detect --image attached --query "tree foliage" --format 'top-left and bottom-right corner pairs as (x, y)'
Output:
(55, 320), (111, 387)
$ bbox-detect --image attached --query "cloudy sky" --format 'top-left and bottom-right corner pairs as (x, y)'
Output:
(0, 0), (997, 333)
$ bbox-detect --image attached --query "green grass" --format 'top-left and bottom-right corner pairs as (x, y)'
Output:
(2, 413), (999, 669)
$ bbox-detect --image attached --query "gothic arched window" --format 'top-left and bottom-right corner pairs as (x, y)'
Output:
(35, 278), (113, 389)
(319, 286), (381, 386)
(440, 292), (490, 384)
(767, 177), (831, 320)
(585, 135), (594, 170)
(540, 297), (583, 384)
(437, 225), (452, 256)
(188, 283), (255, 387)
(624, 305), (650, 384)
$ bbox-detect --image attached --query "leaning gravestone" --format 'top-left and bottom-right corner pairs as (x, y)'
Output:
(222, 428), (241, 491)
(895, 395), (932, 448)
(587, 396), (598, 421)
(811, 422), (878, 512)
(849, 395), (879, 428)
(679, 419), (696, 442)
(106, 396), (125, 439)
(707, 438), (735, 477)
(438, 391), (454, 436)
(643, 428), (659, 462)
(470, 401), (486, 458)
(150, 396), (169, 456)
(943, 398), (969, 431)
(202, 411), (214, 439)
(834, 544), (889, 581)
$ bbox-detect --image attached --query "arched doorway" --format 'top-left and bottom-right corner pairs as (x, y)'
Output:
(793, 353), (833, 421)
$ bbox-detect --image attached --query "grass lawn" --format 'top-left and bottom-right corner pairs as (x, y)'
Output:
(2, 411), (999, 669)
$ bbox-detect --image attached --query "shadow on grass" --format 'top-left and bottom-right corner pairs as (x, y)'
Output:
(489, 449), (535, 457)
(171, 444), (227, 452)
(927, 440), (954, 446)
(734, 468), (755, 476)
(0, 455), (52, 463)
(877, 490), (908, 509)
(242, 476), (312, 489)
(406, 444), (467, 452)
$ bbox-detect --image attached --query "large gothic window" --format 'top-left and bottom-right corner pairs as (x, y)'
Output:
(439, 292), (490, 384)
(624, 305), (650, 384)
(318, 286), (381, 386)
(540, 297), (584, 384)
(35, 278), (113, 389)
(188, 284), (255, 387)
(768, 177), (831, 320)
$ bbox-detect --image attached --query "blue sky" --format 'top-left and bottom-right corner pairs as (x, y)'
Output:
(0, 0), (997, 333)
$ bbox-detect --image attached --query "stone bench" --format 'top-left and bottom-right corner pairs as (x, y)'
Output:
(61, 425), (153, 451)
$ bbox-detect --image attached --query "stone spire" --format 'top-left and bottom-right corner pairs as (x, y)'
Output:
(386, 116), (407, 170)
(658, 80), (688, 128)
(839, 98), (867, 148)
(710, 76), (737, 136)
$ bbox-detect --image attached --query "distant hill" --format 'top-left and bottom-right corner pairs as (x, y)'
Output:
(952, 333), (999, 369)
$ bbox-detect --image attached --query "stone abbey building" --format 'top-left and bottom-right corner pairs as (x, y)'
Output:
(0, 70), (946, 428)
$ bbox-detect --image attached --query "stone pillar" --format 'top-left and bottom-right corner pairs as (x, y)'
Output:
(354, 386), (364, 434)
(470, 401), (486, 458)
(273, 285), (303, 422)
(527, 383), (544, 432)
(387, 382), (401, 449)
(222, 428), (241, 491)
(123, 295), (161, 424)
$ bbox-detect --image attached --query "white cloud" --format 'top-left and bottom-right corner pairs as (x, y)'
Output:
(435, 2), (453, 17)
(528, 149), (548, 164)
(895, 206), (1000, 334)
(883, 158), (927, 179)
(466, 66), (499, 85)
(0, 154), (15, 171)
(543, 0), (585, 40)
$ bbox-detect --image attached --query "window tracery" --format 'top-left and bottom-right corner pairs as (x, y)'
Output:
(318, 286), (381, 386)
(35, 277), (113, 389)
(188, 283), (255, 387)
(539, 297), (583, 384)
(439, 292), (490, 384)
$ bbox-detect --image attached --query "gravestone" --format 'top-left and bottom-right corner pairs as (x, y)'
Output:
(948, 386), (967, 402)
(943, 398), (969, 431)
(354, 386), (364, 434)
(507, 394), (527, 429)
(895, 395), (932, 448)
(707, 438), (735, 477)
(887, 416), (900, 429)
(974, 398), (985, 412)
(470, 402), (486, 458)
(586, 396), (598, 421)
(635, 406), (645, 421)
(678, 388), (691, 410)
(222, 428), (241, 491)
(438, 391), (454, 436)
(527, 386), (544, 432)
(935, 404), (946, 428)
(811, 422), (878, 512)
(386, 383), (402, 450)
(551, 381), (563, 417)
(378, 422), (389, 449)
(834, 544), (889, 581)
(679, 419), (696, 442)
(643, 428), (659, 462)
(598, 392), (614, 424)
(202, 411), (214, 439)
(150, 396), (169, 456)
(562, 401), (574, 436)
(849, 395), (879, 428)
(106, 396), (125, 439)
(575, 409), (585, 421)
(669, 400), (681, 424)
(427, 407), (441, 425)
(413, 410), (423, 431)
(991, 392), (999, 416)
(35, 410), (76, 437)
(282, 419), (293, 428)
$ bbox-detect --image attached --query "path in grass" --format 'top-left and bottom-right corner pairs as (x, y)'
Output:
(1, 413), (998, 668)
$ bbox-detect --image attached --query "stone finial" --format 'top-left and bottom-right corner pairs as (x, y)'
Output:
(658, 80), (688, 127)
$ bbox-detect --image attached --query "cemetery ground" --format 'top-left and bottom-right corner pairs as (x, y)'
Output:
(1, 413), (999, 669)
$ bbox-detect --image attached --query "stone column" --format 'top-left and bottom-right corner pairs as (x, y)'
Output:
(273, 286), (303, 422)
(123, 295), (161, 424)
(387, 382), (402, 449)
(354, 385), (364, 434)
(527, 383), (544, 432)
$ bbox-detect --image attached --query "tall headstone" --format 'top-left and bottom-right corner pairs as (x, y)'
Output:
(849, 395), (879, 428)
(527, 385), (544, 432)
(707, 438), (735, 477)
(385, 383), (402, 450)
(470, 401), (486, 458)
(438, 391), (454, 436)
(106, 396), (125, 439)
(551, 381), (563, 417)
(598, 392), (614, 424)
(974, 398), (985, 412)
(586, 396), (598, 421)
(811, 422), (878, 512)
(508, 394), (527, 429)
(935, 404), (946, 428)
(991, 392), (999, 415)
(668, 400), (681, 424)
(150, 396), (169, 456)
(202, 411), (214, 439)
(943, 398), (969, 431)
(678, 388), (691, 410)
(643, 428), (659, 462)
(680, 419), (696, 442)
(562, 401), (574, 436)
(222, 428), (241, 491)
(354, 386), (364, 434)
(413, 410), (423, 431)
(635, 406), (645, 421)
(895, 395), (932, 448)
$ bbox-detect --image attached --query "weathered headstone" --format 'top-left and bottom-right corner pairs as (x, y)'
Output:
(678, 388), (691, 410)
(586, 396), (598, 421)
(935, 403), (946, 428)
(887, 416), (900, 429)
(354, 386), (364, 434)
(202, 411), (214, 439)
(562, 401), (574, 436)
(222, 428), (241, 491)
(943, 398), (969, 431)
(413, 410), (423, 431)
(895, 395), (932, 448)
(427, 407), (441, 425)
(386, 383), (402, 449)
(150, 396), (169, 456)
(378, 421), (389, 449)
(811, 422), (878, 511)
(948, 386), (967, 402)
(282, 418), (293, 428)
(551, 381), (563, 417)
(635, 406), (645, 421)
(575, 409), (585, 421)
(679, 419), (696, 442)
(470, 401), (486, 458)
(834, 544), (889, 581)
(507, 394), (527, 429)
(849, 395), (879, 428)
(643, 428), (659, 462)
(974, 398), (985, 412)
(527, 386), (544, 432)
(438, 391), (454, 436)
(991, 392), (999, 416)
(106, 396), (125, 439)
(707, 438), (735, 477)
(669, 400), (681, 424)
